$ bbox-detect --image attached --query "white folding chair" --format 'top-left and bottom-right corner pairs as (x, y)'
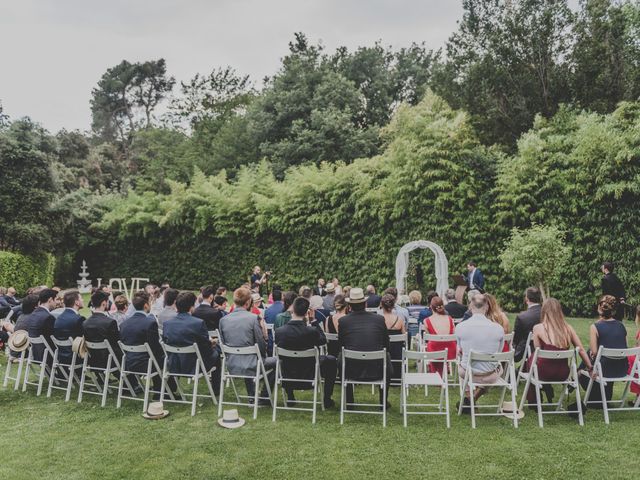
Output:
(519, 347), (584, 427)
(365, 308), (378, 313)
(217, 342), (273, 420)
(582, 346), (640, 424)
(388, 334), (407, 387)
(517, 331), (534, 386)
(272, 346), (323, 424)
(340, 347), (388, 427)
(503, 332), (514, 350)
(458, 350), (519, 429)
(208, 329), (219, 339)
(117, 341), (174, 412)
(401, 348), (450, 428)
(159, 342), (217, 416)
(423, 333), (459, 388)
(3, 336), (27, 391)
(47, 336), (82, 401)
(22, 335), (54, 396)
(78, 340), (136, 407)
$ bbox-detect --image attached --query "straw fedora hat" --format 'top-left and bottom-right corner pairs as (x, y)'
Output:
(8, 331), (30, 352)
(325, 283), (336, 293)
(345, 287), (367, 304)
(142, 402), (170, 420)
(72, 336), (88, 359)
(501, 401), (525, 420)
(218, 409), (245, 429)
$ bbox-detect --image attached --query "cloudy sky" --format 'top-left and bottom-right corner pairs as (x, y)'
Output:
(0, 1), (465, 132)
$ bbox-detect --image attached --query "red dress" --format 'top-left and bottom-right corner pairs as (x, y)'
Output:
(424, 316), (457, 376)
(628, 331), (640, 395)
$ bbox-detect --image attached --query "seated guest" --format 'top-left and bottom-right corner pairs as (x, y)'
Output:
(157, 288), (178, 328)
(23, 288), (57, 363)
(275, 297), (337, 408)
(162, 292), (220, 393)
(424, 296), (457, 376)
(120, 292), (174, 396)
(214, 295), (228, 311)
(417, 290), (439, 323)
(216, 286), (228, 303)
(111, 295), (129, 326)
(313, 278), (327, 297)
(338, 287), (391, 408)
(193, 285), (219, 331)
(454, 294), (504, 412)
(365, 285), (381, 309)
(50, 291), (66, 319)
(219, 287), (275, 402)
(309, 295), (328, 327)
(83, 290), (123, 369)
(13, 294), (39, 332)
(579, 295), (628, 404)
(381, 294), (406, 383)
(321, 283), (336, 311)
(528, 298), (591, 404)
(264, 289), (283, 356)
(512, 287), (542, 362)
(325, 295), (348, 357)
(485, 293), (511, 352)
(460, 289), (480, 322)
(444, 288), (467, 319)
(53, 290), (85, 364)
(405, 290), (427, 339)
(275, 291), (297, 328)
(4, 287), (20, 306)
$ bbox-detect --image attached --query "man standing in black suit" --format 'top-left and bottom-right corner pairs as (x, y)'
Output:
(313, 278), (327, 297)
(512, 287), (542, 362)
(601, 261), (626, 320)
(193, 285), (221, 331)
(83, 290), (123, 369)
(23, 288), (57, 363)
(275, 297), (337, 408)
(338, 287), (391, 408)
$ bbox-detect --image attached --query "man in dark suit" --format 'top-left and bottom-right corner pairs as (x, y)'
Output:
(512, 287), (542, 362)
(338, 287), (391, 407)
(83, 290), (123, 369)
(53, 290), (85, 364)
(193, 285), (222, 331)
(313, 279), (327, 297)
(119, 292), (167, 393)
(444, 288), (467, 319)
(601, 261), (626, 320)
(275, 297), (337, 408)
(23, 288), (57, 363)
(464, 261), (485, 292)
(162, 292), (221, 394)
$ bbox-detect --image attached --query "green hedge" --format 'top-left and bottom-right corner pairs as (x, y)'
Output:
(0, 251), (55, 294)
(71, 94), (640, 316)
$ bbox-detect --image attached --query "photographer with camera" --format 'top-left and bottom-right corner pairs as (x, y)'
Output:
(251, 266), (271, 295)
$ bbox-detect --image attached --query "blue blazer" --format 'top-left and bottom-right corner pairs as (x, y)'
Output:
(467, 268), (485, 291)
(54, 308), (85, 364)
(162, 312), (217, 374)
(23, 306), (55, 361)
(120, 311), (164, 371)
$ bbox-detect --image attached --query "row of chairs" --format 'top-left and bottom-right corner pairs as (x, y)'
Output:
(4, 330), (640, 428)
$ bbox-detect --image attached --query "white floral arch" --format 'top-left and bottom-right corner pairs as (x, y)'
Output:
(395, 240), (449, 299)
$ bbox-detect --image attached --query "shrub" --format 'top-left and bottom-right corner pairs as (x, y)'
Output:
(0, 251), (55, 294)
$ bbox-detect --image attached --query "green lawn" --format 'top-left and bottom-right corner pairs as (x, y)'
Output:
(1, 316), (639, 480)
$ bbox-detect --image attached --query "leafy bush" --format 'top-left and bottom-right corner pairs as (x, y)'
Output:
(0, 251), (55, 294)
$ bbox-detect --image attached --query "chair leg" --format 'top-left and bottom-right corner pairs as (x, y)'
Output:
(444, 384), (451, 429)
(101, 370), (110, 407)
(116, 368), (125, 409)
(2, 360), (11, 388)
(143, 373), (151, 413)
(340, 381), (345, 425)
(78, 361), (87, 403)
(37, 363), (46, 396)
(14, 356), (24, 391)
(22, 359), (31, 392)
(191, 375), (199, 417)
(599, 379), (610, 424)
(469, 384), (477, 429)
(312, 378), (318, 425)
(534, 382), (544, 428)
(47, 358), (57, 398)
(217, 373), (225, 418)
(253, 376), (259, 420)
(402, 384), (407, 428)
(272, 378), (278, 422)
(510, 381), (519, 429)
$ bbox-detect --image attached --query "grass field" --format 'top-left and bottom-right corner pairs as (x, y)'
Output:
(1, 314), (639, 480)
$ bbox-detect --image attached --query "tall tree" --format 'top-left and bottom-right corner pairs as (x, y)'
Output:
(90, 59), (174, 147)
(432, 0), (574, 147)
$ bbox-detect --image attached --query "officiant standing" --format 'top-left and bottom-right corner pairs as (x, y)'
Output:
(464, 261), (485, 293)
(601, 261), (626, 320)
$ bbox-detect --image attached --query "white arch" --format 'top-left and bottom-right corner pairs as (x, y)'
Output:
(395, 240), (449, 299)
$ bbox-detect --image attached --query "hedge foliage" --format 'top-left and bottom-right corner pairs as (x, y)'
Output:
(0, 251), (55, 294)
(76, 93), (640, 315)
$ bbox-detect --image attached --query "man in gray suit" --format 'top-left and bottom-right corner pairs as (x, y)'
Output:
(219, 287), (275, 404)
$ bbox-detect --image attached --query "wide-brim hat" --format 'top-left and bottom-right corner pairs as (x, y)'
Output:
(142, 402), (170, 420)
(251, 292), (262, 303)
(345, 287), (368, 304)
(325, 283), (336, 293)
(501, 401), (525, 420)
(8, 331), (30, 352)
(72, 336), (88, 358)
(218, 409), (246, 429)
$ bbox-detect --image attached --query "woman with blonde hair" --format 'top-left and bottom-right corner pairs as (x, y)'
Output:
(529, 298), (592, 403)
(485, 293), (510, 351)
(325, 295), (349, 357)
